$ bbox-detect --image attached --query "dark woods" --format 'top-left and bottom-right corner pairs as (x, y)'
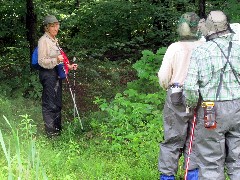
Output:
(0, 0), (239, 99)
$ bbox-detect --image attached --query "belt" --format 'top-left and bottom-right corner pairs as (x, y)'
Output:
(169, 84), (183, 88)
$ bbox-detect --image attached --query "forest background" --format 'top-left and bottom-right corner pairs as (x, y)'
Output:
(0, 0), (240, 179)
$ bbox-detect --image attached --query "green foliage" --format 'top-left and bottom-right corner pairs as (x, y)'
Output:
(1, 0), (240, 100)
(19, 114), (37, 139)
(220, 0), (240, 22)
(92, 48), (167, 156)
(0, 95), (42, 133)
(130, 48), (167, 93)
(0, 0), (26, 48)
(0, 45), (42, 99)
(66, 1), (158, 45)
(0, 1), (239, 179)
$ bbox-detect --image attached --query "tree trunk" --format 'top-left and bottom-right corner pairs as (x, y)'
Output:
(198, 0), (206, 18)
(75, 0), (80, 8)
(26, 0), (37, 70)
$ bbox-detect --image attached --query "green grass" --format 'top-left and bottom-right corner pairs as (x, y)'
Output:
(0, 55), (186, 179)
(38, 138), (159, 179)
(0, 95), (160, 179)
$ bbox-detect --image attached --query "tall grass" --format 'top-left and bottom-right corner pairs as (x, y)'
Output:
(0, 115), (47, 179)
(0, 111), (160, 179)
(0, 55), (163, 179)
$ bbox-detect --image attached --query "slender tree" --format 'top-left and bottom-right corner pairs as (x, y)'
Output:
(26, 0), (37, 70)
(199, 0), (206, 18)
(75, 0), (80, 8)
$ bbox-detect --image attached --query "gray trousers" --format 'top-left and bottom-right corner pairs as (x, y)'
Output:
(158, 90), (194, 175)
(190, 99), (240, 180)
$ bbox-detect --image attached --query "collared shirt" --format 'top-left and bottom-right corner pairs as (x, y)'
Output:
(183, 35), (240, 107)
(230, 23), (240, 45)
(38, 32), (61, 69)
(158, 40), (203, 89)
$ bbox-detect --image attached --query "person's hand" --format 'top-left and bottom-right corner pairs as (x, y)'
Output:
(57, 55), (64, 64)
(68, 63), (78, 70)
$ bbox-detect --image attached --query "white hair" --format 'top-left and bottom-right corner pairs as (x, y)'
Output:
(177, 22), (192, 37)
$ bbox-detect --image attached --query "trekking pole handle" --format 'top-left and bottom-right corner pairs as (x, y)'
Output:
(73, 57), (76, 62)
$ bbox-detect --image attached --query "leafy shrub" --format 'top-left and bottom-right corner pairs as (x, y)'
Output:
(93, 48), (167, 155)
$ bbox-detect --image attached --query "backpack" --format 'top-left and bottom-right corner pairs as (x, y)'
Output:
(31, 47), (41, 70)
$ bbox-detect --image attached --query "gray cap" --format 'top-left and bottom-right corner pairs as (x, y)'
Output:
(43, 15), (59, 25)
(206, 11), (228, 35)
(199, 11), (229, 37)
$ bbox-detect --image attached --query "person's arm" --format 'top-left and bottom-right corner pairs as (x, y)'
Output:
(183, 50), (200, 107)
(157, 44), (175, 89)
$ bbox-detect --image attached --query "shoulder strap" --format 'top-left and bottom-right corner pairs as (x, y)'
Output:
(213, 41), (240, 85)
(212, 41), (235, 100)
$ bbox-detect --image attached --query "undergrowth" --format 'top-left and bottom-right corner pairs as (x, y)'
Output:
(0, 47), (195, 179)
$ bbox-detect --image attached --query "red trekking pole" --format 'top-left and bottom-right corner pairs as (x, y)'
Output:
(184, 109), (197, 180)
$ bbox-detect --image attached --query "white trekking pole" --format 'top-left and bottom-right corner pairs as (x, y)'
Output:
(66, 76), (83, 130)
(73, 57), (76, 119)
(59, 48), (83, 130)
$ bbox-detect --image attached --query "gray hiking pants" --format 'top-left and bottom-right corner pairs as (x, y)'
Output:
(158, 89), (194, 175)
(192, 99), (240, 180)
